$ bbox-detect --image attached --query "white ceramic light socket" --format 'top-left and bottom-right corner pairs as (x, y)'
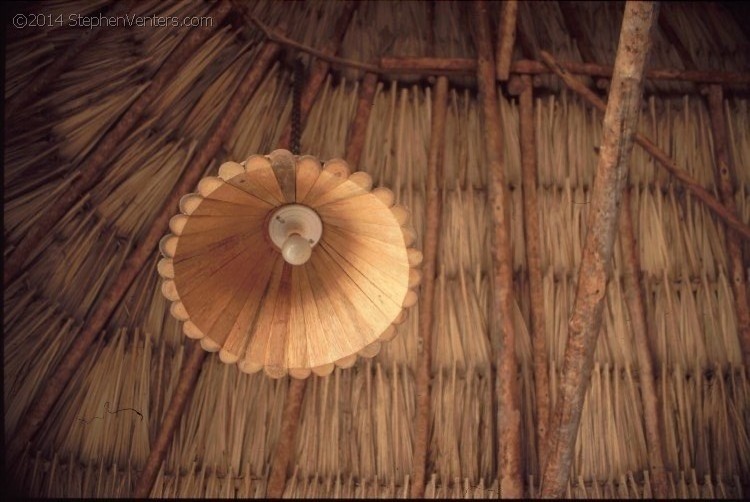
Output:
(268, 205), (323, 265)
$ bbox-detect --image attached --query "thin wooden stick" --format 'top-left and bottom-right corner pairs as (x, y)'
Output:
(706, 84), (750, 368)
(133, 342), (206, 497)
(412, 75), (448, 498)
(344, 72), (378, 170)
(472, 1), (523, 497)
(518, 75), (550, 474)
(496, 0), (518, 81)
(618, 188), (670, 498)
(539, 51), (750, 241)
(266, 378), (307, 498)
(236, 3), (380, 74)
(3, 0), (234, 287)
(380, 57), (476, 74)
(6, 36), (282, 470)
(540, 2), (659, 497)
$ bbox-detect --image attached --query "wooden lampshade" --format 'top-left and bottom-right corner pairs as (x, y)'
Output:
(157, 149), (422, 378)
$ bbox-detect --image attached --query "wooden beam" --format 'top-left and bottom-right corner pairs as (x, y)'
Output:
(344, 72), (378, 170)
(496, 0), (518, 81)
(518, 75), (550, 475)
(411, 75), (448, 498)
(379, 57), (750, 85)
(540, 2), (659, 497)
(265, 5), (360, 497)
(539, 51), (750, 241)
(3, 0), (234, 287)
(133, 342), (207, 497)
(706, 84), (750, 368)
(618, 189), (670, 498)
(6, 34), (282, 470)
(472, 1), (523, 497)
(266, 378), (307, 498)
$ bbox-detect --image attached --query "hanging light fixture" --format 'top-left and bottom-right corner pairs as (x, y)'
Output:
(157, 149), (422, 378)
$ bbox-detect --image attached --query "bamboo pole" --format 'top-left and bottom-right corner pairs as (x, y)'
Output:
(344, 72), (378, 170)
(133, 342), (206, 497)
(5, 1), (134, 119)
(539, 51), (750, 241)
(518, 75), (550, 474)
(472, 1), (523, 497)
(496, 0), (518, 81)
(540, 2), (658, 497)
(3, 0), (233, 287)
(706, 84), (750, 368)
(618, 189), (670, 498)
(265, 6), (359, 497)
(6, 36), (282, 469)
(411, 75), (448, 498)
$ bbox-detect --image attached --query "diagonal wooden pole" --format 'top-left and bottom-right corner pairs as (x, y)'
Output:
(706, 84), (750, 368)
(556, 3), (670, 489)
(133, 341), (207, 497)
(411, 75), (449, 498)
(540, 2), (659, 497)
(472, 0), (523, 497)
(3, 0), (234, 287)
(7, 35), (283, 471)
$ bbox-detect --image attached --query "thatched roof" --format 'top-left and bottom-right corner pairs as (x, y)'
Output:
(4, 0), (750, 498)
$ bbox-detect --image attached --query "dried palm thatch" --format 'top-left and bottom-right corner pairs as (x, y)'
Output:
(4, 0), (750, 499)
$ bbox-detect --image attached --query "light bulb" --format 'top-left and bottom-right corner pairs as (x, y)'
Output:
(281, 234), (312, 265)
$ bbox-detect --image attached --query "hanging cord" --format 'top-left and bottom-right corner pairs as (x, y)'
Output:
(291, 58), (305, 155)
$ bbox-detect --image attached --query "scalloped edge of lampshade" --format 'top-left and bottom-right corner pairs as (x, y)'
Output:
(158, 152), (423, 379)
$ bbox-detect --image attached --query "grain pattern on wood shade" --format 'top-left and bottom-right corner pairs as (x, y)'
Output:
(158, 151), (422, 377)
